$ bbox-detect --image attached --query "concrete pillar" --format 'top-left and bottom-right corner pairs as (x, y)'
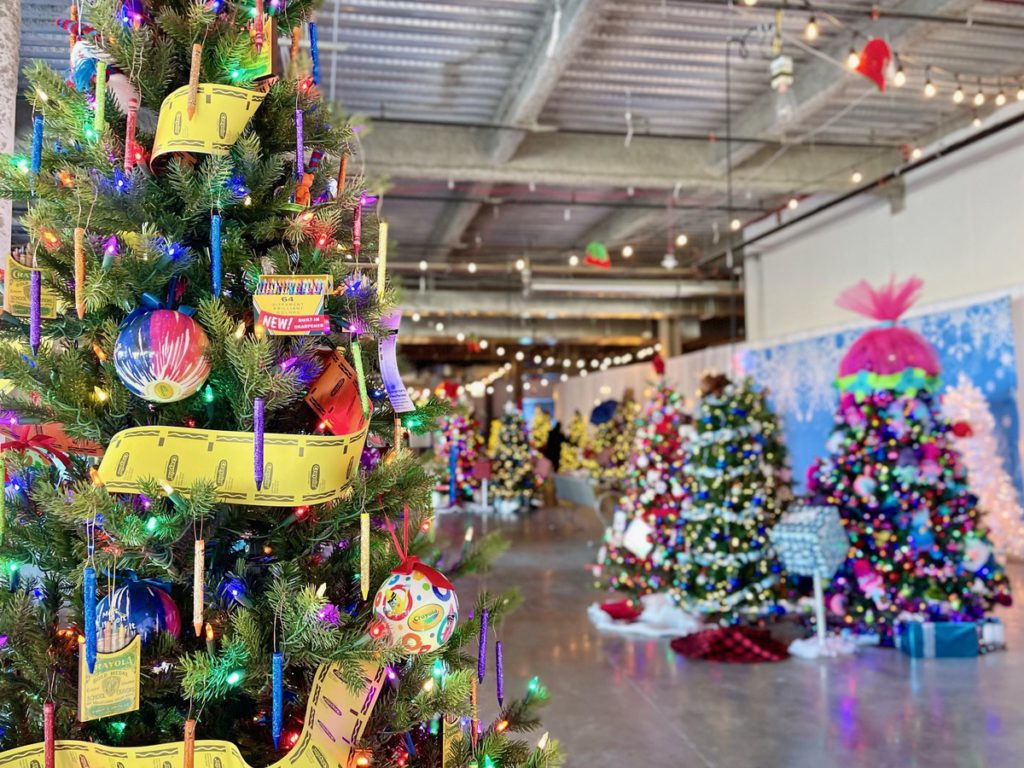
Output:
(0, 0), (20, 258)
(657, 317), (679, 358)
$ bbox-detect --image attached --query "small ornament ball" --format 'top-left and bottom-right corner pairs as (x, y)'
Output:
(370, 560), (458, 655)
(114, 309), (211, 403)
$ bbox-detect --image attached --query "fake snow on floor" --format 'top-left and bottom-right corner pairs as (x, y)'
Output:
(587, 593), (704, 637)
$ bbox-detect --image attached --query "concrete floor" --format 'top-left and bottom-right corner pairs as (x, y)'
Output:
(451, 509), (1024, 768)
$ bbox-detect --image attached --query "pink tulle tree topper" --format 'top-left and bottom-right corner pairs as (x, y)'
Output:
(835, 276), (939, 379)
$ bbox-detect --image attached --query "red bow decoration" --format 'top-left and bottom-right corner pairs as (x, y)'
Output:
(390, 555), (455, 592)
(0, 425), (72, 467)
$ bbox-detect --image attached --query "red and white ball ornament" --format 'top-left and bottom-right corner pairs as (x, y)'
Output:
(370, 557), (458, 655)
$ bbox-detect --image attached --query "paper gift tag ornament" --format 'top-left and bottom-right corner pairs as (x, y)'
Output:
(622, 516), (655, 559)
(855, 38), (892, 91)
(370, 557), (458, 655)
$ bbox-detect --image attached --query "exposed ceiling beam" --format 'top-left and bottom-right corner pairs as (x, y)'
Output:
(426, 0), (604, 256)
(580, 208), (669, 251)
(362, 122), (900, 194)
(403, 316), (653, 345)
(398, 289), (735, 320)
(708, 0), (985, 174)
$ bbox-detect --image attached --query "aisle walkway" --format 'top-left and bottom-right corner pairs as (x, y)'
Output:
(451, 509), (1024, 768)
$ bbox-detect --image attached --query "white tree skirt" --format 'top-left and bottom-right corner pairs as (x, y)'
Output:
(788, 635), (858, 659)
(588, 593), (704, 638)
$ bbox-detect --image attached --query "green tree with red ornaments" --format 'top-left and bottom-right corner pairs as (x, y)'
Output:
(808, 277), (1011, 638)
(597, 379), (689, 607)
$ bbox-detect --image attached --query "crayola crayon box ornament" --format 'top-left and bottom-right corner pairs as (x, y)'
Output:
(253, 274), (333, 335)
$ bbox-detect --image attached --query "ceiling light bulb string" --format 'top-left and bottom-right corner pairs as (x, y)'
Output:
(733, 1), (1014, 98)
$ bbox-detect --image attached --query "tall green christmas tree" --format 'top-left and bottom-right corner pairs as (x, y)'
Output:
(0, 3), (560, 766)
(673, 376), (791, 621)
(491, 407), (536, 513)
(597, 380), (689, 603)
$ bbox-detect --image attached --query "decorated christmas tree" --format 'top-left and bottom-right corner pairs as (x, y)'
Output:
(597, 380), (689, 604)
(558, 410), (586, 472)
(673, 375), (791, 621)
(942, 374), (1024, 559)
(490, 407), (537, 512)
(582, 396), (639, 484)
(808, 279), (1011, 638)
(434, 405), (482, 506)
(528, 406), (551, 454)
(0, 3), (560, 766)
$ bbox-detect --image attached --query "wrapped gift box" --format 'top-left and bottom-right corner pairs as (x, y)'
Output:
(769, 505), (848, 578)
(896, 620), (978, 658)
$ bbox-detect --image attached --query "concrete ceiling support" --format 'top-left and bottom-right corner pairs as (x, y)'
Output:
(407, 0), (603, 257)
(362, 122), (899, 194)
(708, 0), (986, 174)
(398, 289), (737, 320)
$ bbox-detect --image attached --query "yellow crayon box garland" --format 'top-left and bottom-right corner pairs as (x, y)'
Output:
(1, 662), (385, 768)
(97, 423), (367, 507)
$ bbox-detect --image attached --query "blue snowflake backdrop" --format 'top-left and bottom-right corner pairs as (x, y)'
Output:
(738, 296), (1021, 495)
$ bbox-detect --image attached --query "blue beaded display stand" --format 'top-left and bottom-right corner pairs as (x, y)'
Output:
(770, 505), (848, 646)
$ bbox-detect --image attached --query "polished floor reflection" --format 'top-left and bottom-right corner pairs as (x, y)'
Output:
(449, 509), (1024, 768)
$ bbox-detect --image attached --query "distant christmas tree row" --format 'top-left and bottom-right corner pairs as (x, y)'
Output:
(595, 279), (1014, 639)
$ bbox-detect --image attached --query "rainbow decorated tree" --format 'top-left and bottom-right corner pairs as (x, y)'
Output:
(808, 278), (1012, 639)
(596, 380), (690, 608)
(433, 405), (482, 507)
(0, 2), (560, 767)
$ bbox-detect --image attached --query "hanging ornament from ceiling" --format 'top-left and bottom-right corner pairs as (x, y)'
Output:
(855, 38), (892, 91)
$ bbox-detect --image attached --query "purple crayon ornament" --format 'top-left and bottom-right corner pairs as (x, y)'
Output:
(495, 639), (504, 706)
(294, 109), (304, 178)
(477, 608), (488, 683)
(29, 268), (41, 355)
(253, 397), (265, 490)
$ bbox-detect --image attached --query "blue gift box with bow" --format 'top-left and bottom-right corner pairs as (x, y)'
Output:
(896, 620), (979, 658)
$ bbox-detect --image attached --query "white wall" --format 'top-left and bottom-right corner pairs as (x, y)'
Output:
(554, 344), (737, 422)
(745, 112), (1024, 341)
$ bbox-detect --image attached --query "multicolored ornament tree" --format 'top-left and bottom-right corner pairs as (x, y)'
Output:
(942, 374), (1024, 560)
(808, 278), (1012, 638)
(434, 406), (482, 506)
(674, 375), (791, 620)
(0, 3), (560, 766)
(558, 410), (586, 471)
(597, 380), (689, 603)
(491, 407), (537, 512)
